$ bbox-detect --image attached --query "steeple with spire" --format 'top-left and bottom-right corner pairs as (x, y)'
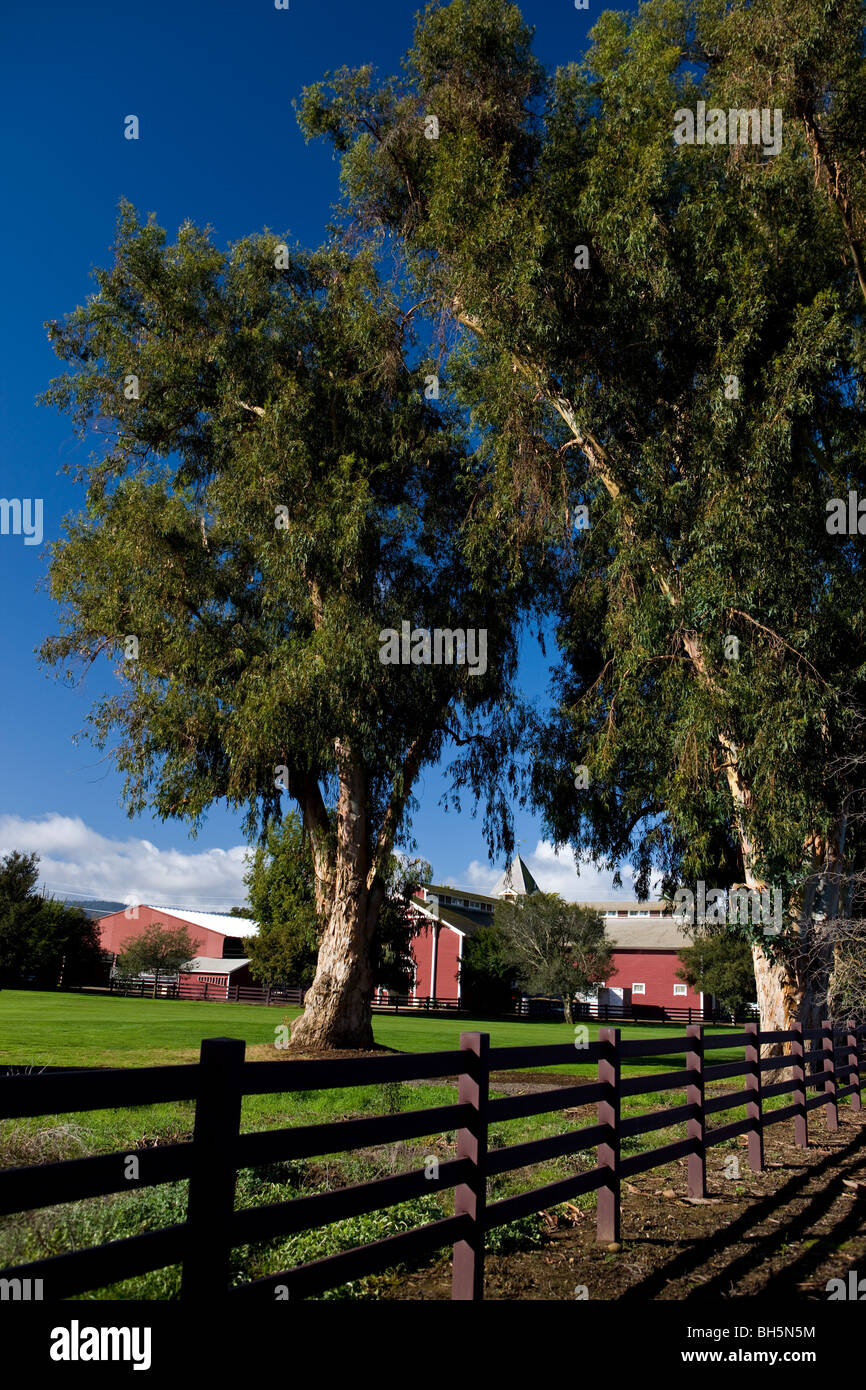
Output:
(492, 854), (540, 901)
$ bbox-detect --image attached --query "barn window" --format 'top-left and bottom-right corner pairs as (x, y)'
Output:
(632, 983), (646, 994)
(673, 984), (687, 996)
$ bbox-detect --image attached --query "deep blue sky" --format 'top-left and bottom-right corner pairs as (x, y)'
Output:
(0, 0), (639, 908)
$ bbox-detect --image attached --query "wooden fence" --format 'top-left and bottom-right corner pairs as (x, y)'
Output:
(103, 978), (751, 1025)
(107, 978), (306, 1006)
(1, 1021), (863, 1301)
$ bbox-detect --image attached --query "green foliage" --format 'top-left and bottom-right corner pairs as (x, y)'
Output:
(243, 813), (320, 986)
(459, 922), (514, 1012)
(39, 202), (540, 1041)
(297, 0), (866, 966)
(0, 851), (103, 988)
(677, 934), (757, 1015)
(377, 1080), (405, 1114)
(493, 892), (612, 1016)
(116, 923), (201, 984)
(39, 208), (531, 850)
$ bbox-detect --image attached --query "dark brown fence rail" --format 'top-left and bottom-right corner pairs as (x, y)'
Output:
(106, 978), (307, 1006)
(100, 978), (754, 1025)
(1, 1021), (863, 1301)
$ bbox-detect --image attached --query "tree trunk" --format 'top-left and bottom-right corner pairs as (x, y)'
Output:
(563, 994), (574, 1025)
(289, 891), (376, 1048)
(290, 747), (379, 1050)
(727, 818), (798, 1053)
(751, 940), (799, 1033)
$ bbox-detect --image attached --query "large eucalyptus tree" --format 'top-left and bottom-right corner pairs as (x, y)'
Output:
(297, 0), (866, 1033)
(40, 204), (535, 1048)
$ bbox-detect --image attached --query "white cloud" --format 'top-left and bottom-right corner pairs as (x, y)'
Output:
(462, 840), (662, 902)
(0, 815), (664, 916)
(0, 814), (252, 911)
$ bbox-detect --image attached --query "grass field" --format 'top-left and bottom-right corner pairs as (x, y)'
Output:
(0, 988), (741, 1073)
(0, 990), (755, 1299)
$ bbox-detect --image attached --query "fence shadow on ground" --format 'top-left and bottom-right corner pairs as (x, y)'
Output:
(618, 1118), (866, 1301)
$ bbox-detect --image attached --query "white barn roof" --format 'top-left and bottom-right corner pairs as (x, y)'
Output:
(148, 907), (259, 938)
(182, 956), (251, 974)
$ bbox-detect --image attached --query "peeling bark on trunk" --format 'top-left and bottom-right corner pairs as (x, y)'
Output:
(289, 746), (380, 1051)
(287, 717), (437, 1050)
(718, 754), (799, 1054)
(751, 940), (799, 1033)
(749, 818), (848, 1049)
(289, 890), (376, 1049)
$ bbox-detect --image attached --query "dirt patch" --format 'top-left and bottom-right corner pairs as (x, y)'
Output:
(245, 1043), (401, 1063)
(382, 1107), (866, 1300)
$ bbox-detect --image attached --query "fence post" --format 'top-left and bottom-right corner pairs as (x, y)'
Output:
(686, 1024), (706, 1198)
(822, 1020), (839, 1132)
(181, 1036), (245, 1300)
(792, 1021), (808, 1148)
(744, 1021), (764, 1173)
(452, 1032), (489, 1300)
(596, 1027), (621, 1243)
(848, 1019), (861, 1114)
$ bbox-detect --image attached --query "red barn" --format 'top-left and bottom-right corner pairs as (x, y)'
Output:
(97, 905), (259, 978)
(96, 872), (712, 1018)
(404, 857), (707, 1015)
(579, 907), (704, 1015)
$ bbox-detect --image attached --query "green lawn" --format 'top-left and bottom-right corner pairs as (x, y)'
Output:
(0, 990), (758, 1300)
(0, 988), (742, 1074)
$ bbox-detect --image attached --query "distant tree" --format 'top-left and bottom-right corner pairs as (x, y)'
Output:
(244, 814), (320, 987)
(494, 893), (612, 1023)
(459, 924), (513, 1013)
(116, 922), (201, 996)
(677, 935), (757, 1018)
(0, 850), (103, 989)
